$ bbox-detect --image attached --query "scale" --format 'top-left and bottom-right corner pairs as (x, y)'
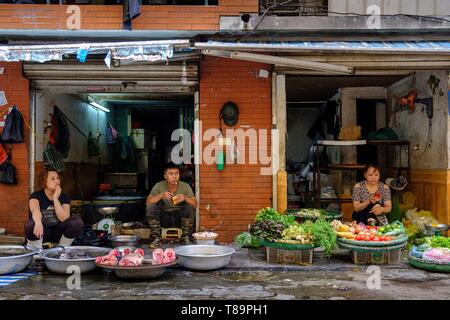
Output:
(96, 207), (119, 234)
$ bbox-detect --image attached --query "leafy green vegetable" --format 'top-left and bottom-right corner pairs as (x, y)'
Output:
(249, 220), (286, 242)
(430, 236), (450, 249)
(281, 225), (314, 244)
(234, 232), (260, 248)
(301, 219), (337, 256)
(255, 207), (296, 228)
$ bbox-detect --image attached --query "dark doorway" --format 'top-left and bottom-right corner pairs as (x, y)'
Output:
(356, 99), (384, 179)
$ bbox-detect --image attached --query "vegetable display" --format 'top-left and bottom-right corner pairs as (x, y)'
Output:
(234, 232), (260, 249)
(301, 219), (337, 255)
(332, 220), (402, 242)
(250, 220), (285, 242)
(281, 225), (314, 244)
(377, 221), (406, 236)
(292, 208), (322, 218)
(249, 208), (337, 256)
(422, 248), (450, 263)
(430, 236), (450, 249)
(255, 207), (296, 227)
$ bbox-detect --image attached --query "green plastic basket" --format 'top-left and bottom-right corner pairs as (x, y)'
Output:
(259, 238), (318, 250)
(338, 241), (407, 253)
(408, 254), (450, 273)
(337, 234), (408, 248)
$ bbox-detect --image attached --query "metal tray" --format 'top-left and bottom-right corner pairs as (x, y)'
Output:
(96, 259), (178, 279)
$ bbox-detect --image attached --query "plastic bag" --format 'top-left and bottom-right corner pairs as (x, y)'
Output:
(43, 144), (65, 172)
(0, 144), (7, 166)
(405, 208), (438, 231)
(0, 162), (16, 184)
(106, 123), (118, 144)
(87, 132), (101, 157)
(1, 106), (24, 143)
(422, 248), (450, 263)
(399, 192), (416, 213)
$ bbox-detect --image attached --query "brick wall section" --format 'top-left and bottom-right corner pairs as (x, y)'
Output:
(199, 58), (272, 243)
(0, 1), (258, 30)
(0, 62), (30, 236)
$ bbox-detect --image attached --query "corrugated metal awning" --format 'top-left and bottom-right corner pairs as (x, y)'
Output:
(0, 39), (192, 63)
(196, 40), (450, 54)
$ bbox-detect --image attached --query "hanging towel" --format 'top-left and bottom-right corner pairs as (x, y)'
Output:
(122, 0), (141, 30)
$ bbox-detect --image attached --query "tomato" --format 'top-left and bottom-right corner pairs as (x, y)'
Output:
(363, 235), (371, 241)
(369, 234), (375, 241)
(385, 236), (394, 241)
(356, 235), (362, 241)
(373, 237), (380, 241)
(379, 236), (386, 241)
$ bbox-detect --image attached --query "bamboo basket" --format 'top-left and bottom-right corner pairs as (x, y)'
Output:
(337, 235), (408, 248)
(259, 238), (318, 250)
(408, 254), (450, 273)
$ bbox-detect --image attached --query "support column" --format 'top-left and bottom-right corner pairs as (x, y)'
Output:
(275, 73), (287, 213)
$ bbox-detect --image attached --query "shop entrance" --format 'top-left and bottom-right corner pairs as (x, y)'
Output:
(285, 75), (407, 211)
(26, 59), (199, 228)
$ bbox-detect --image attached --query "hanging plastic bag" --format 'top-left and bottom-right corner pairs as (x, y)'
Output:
(43, 144), (65, 172)
(106, 123), (118, 144)
(87, 132), (101, 157)
(0, 151), (16, 185)
(0, 163), (16, 184)
(0, 144), (7, 166)
(1, 105), (24, 143)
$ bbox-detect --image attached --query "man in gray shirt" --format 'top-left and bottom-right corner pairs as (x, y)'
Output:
(146, 162), (197, 247)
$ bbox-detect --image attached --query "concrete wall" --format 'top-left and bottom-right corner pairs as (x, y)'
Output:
(35, 93), (113, 164)
(387, 71), (449, 170)
(286, 108), (320, 164)
(329, 0), (450, 15)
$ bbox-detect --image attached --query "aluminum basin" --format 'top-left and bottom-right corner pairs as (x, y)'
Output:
(0, 245), (40, 275)
(174, 245), (235, 271)
(41, 246), (111, 274)
(108, 235), (141, 248)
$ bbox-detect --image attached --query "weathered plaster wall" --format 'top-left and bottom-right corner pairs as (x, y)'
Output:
(329, 0), (450, 16)
(387, 71), (448, 170)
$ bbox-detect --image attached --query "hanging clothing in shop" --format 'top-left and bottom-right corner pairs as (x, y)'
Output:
(325, 100), (338, 133)
(122, 0), (141, 30)
(307, 116), (325, 140)
(50, 106), (71, 159)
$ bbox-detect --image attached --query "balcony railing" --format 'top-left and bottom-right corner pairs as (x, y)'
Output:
(260, 0), (328, 16)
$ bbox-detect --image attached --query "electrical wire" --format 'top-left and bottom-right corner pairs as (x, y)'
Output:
(413, 119), (432, 158)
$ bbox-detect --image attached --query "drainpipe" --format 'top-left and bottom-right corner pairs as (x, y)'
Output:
(29, 89), (36, 193)
(194, 91), (200, 232)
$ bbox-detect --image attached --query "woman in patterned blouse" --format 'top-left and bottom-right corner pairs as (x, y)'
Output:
(352, 164), (391, 226)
